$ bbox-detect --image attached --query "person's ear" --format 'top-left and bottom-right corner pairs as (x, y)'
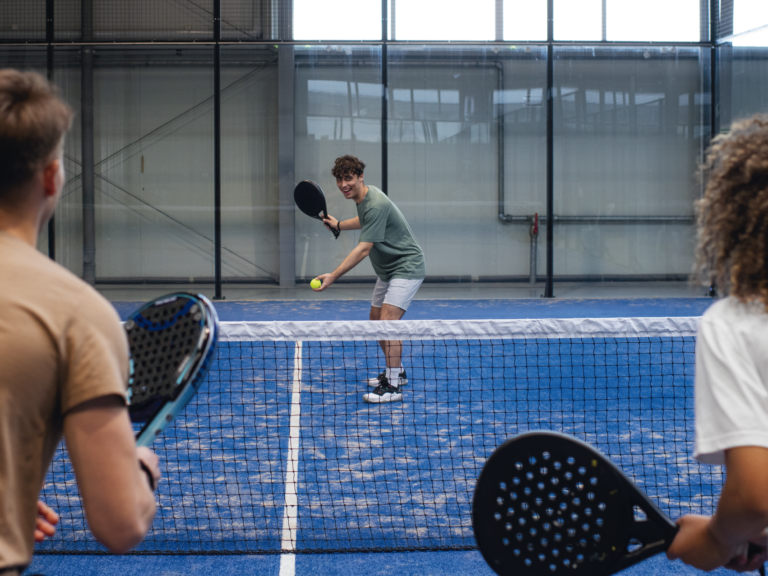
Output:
(42, 158), (62, 198)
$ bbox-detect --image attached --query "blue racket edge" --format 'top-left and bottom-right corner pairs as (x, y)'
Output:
(131, 294), (219, 448)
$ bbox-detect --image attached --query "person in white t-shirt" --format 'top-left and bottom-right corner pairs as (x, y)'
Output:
(667, 115), (768, 572)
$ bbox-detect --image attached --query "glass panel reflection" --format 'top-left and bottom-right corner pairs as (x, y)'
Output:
(221, 46), (279, 285)
(295, 46), (383, 281)
(91, 47), (214, 285)
(552, 46), (710, 281)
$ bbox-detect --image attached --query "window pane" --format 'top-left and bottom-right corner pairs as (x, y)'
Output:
(554, 0), (602, 41)
(732, 0), (768, 45)
(386, 46), (547, 280)
(607, 0), (700, 42)
(295, 46), (383, 280)
(50, 46), (217, 288)
(504, 0), (547, 41)
(294, 0), (381, 41)
(395, 0), (495, 41)
(222, 47), (279, 284)
(552, 46), (709, 282)
(721, 47), (768, 125)
(734, 0), (768, 36)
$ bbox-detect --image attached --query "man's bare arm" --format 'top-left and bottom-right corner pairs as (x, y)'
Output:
(323, 216), (361, 232)
(63, 395), (158, 554)
(314, 241), (373, 291)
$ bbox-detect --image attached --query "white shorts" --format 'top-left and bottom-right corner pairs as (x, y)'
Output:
(371, 278), (424, 311)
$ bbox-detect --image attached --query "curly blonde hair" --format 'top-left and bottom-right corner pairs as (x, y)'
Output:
(695, 115), (768, 307)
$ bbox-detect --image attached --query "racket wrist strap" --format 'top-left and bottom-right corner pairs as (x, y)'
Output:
(139, 459), (156, 492)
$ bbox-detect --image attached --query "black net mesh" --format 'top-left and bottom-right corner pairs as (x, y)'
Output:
(35, 319), (721, 555)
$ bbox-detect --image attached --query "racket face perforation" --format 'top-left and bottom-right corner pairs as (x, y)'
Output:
(473, 433), (630, 576)
(125, 295), (204, 409)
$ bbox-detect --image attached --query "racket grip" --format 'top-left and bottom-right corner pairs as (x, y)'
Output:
(139, 459), (156, 492)
(747, 542), (766, 575)
(331, 225), (340, 239)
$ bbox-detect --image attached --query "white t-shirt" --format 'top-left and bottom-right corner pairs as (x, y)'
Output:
(694, 297), (768, 465)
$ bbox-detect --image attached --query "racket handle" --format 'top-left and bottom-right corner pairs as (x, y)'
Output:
(331, 225), (340, 239)
(747, 542), (766, 575)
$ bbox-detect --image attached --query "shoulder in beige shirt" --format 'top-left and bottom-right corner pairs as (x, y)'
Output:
(0, 231), (129, 570)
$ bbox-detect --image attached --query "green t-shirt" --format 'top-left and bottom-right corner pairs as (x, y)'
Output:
(356, 186), (426, 281)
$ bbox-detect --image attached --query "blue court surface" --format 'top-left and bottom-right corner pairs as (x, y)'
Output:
(28, 298), (758, 575)
(24, 550), (749, 576)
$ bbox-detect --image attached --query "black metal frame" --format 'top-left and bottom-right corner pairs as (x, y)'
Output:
(26, 2), (728, 297)
(545, 0), (555, 298)
(213, 0), (222, 299)
(46, 0), (55, 260)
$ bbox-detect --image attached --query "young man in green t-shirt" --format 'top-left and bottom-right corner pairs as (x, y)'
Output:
(314, 155), (426, 404)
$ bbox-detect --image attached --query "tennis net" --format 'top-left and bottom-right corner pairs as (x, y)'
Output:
(36, 316), (716, 554)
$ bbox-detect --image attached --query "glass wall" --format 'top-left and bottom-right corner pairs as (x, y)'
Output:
(221, 46), (279, 283)
(2, 0), (765, 298)
(552, 47), (710, 281)
(720, 46), (768, 129)
(387, 46), (546, 280)
(89, 47), (215, 284)
(294, 46), (382, 281)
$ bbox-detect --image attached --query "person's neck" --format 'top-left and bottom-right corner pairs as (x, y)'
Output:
(353, 184), (369, 205)
(0, 208), (41, 247)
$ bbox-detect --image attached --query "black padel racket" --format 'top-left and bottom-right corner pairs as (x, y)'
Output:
(473, 431), (764, 576)
(294, 180), (340, 239)
(124, 293), (219, 448)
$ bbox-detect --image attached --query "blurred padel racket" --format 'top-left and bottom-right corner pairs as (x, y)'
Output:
(124, 293), (219, 448)
(472, 431), (765, 576)
(293, 180), (340, 239)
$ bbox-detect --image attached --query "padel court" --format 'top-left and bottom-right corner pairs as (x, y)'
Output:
(26, 298), (753, 576)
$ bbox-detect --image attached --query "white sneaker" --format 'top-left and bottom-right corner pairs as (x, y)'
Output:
(365, 369), (408, 387)
(363, 378), (403, 404)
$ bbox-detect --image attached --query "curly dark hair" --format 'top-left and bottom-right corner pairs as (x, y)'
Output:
(695, 114), (768, 307)
(331, 155), (366, 179)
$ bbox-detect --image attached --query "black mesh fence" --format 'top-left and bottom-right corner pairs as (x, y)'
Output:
(0, 0), (290, 44)
(0, 0), (46, 43)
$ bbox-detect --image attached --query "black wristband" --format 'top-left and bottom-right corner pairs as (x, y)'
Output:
(139, 460), (156, 492)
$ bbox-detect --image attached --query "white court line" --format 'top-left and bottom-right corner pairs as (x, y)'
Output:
(279, 341), (302, 576)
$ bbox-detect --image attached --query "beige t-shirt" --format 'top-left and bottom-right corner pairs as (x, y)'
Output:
(0, 231), (129, 570)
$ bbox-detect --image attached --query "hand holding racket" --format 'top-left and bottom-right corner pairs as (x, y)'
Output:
(124, 293), (219, 456)
(670, 514), (768, 573)
(472, 431), (766, 576)
(294, 180), (340, 239)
